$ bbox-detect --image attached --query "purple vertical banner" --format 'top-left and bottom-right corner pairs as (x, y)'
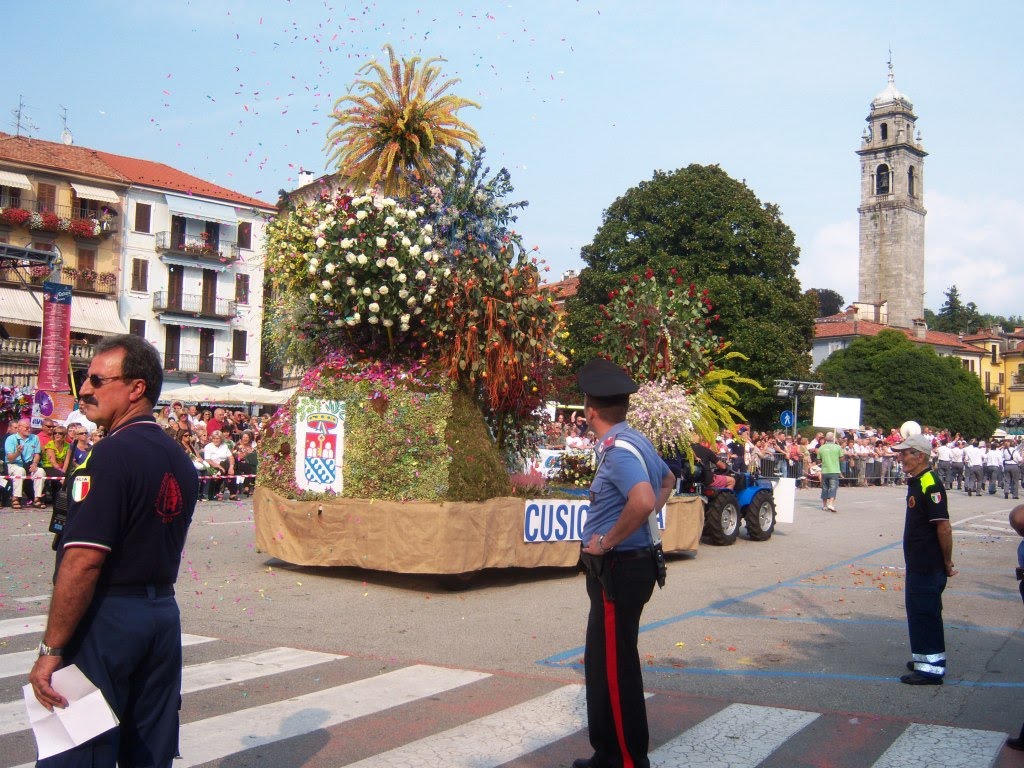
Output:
(39, 281), (73, 393)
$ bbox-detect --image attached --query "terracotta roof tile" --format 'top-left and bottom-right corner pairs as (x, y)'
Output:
(814, 318), (980, 354)
(541, 276), (579, 301)
(0, 131), (274, 210)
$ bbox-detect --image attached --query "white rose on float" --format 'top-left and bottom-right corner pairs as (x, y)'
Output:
(325, 204), (335, 213)
(379, 285), (389, 295)
(357, 254), (368, 265)
(407, 209), (418, 219)
(423, 295), (431, 304)
(414, 306), (423, 314)
(385, 216), (397, 227)
(397, 273), (407, 283)
(335, 318), (344, 326)
(309, 257), (319, 268)
(352, 312), (360, 322)
(400, 313), (411, 325)
(376, 258), (386, 269)
(340, 238), (353, 249)
(382, 318), (394, 328)
(307, 264), (317, 274)
(415, 270), (426, 281)
(423, 224), (433, 234)
(368, 302), (380, 313)
(356, 210), (368, 220)
(345, 276), (356, 285)
(401, 236), (412, 247)
(408, 245), (420, 257)
(309, 293), (318, 302)
(346, 253), (357, 264)
(385, 256), (399, 268)
(321, 280), (331, 289)
(443, 268), (452, 277)
(416, 206), (425, 215)
(376, 237), (387, 248)
(325, 262), (336, 274)
(422, 237), (432, 246)
(346, 317), (357, 326)
(350, 287), (357, 295)
(407, 297), (417, 307)
(383, 197), (396, 207)
(362, 287), (372, 296)
(316, 236), (326, 248)
(346, 218), (355, 226)
(368, 315), (379, 324)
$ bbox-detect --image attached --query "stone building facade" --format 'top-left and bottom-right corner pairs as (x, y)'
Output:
(856, 64), (927, 329)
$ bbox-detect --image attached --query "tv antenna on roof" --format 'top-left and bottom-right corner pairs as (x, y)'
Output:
(59, 105), (74, 145)
(10, 94), (38, 138)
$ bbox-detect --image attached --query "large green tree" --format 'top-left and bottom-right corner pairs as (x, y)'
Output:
(816, 330), (999, 437)
(806, 287), (844, 317)
(564, 164), (816, 426)
(929, 285), (983, 334)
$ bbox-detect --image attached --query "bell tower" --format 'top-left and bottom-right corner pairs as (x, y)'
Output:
(856, 61), (927, 328)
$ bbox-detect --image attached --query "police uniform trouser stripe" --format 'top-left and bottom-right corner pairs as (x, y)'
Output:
(604, 596), (632, 768)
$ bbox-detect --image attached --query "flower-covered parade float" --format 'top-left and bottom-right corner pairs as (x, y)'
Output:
(253, 47), (707, 578)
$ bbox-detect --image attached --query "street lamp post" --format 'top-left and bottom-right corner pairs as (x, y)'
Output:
(773, 379), (824, 437)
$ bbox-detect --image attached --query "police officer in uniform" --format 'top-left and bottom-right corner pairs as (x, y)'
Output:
(894, 433), (956, 685)
(574, 358), (674, 768)
(28, 334), (199, 767)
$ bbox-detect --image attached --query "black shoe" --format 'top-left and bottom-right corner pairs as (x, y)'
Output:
(900, 671), (942, 685)
(906, 661), (915, 671)
(1007, 735), (1024, 751)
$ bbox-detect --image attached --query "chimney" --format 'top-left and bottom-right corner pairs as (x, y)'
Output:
(913, 319), (927, 340)
(563, 269), (577, 280)
(297, 168), (315, 185)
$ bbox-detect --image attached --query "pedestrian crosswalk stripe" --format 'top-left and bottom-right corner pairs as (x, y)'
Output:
(0, 634), (213, 681)
(0, 646), (345, 738)
(342, 684), (586, 767)
(650, 703), (819, 767)
(173, 664), (490, 768)
(0, 616), (45, 639)
(870, 722), (1006, 768)
(180, 646), (344, 694)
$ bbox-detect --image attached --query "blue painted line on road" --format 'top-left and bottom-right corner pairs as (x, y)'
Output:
(768, 583), (1019, 601)
(698, 612), (1023, 634)
(538, 532), (1024, 686)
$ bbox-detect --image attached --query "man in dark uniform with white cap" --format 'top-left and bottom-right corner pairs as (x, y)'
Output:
(894, 432), (956, 685)
(574, 358), (675, 768)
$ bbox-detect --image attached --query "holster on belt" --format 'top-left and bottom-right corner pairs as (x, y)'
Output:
(580, 551), (615, 601)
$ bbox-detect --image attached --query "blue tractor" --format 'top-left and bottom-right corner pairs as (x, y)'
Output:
(676, 459), (777, 545)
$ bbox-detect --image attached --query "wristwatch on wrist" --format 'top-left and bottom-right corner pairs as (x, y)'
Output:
(598, 535), (612, 554)
(38, 642), (64, 657)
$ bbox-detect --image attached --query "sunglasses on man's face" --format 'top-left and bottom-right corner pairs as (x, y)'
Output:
(86, 374), (130, 388)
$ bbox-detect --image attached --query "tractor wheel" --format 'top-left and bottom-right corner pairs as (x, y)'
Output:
(703, 494), (740, 546)
(744, 489), (776, 541)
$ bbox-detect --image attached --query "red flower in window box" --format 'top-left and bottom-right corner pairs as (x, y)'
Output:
(0, 207), (31, 226)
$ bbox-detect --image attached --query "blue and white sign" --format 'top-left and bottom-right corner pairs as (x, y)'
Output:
(780, 410), (794, 428)
(523, 500), (667, 543)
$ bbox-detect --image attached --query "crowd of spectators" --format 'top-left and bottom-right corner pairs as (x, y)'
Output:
(2, 401), (270, 509)
(156, 402), (269, 501)
(542, 411), (597, 451)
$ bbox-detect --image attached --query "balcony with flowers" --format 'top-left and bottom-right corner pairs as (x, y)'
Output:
(0, 201), (118, 239)
(155, 230), (239, 264)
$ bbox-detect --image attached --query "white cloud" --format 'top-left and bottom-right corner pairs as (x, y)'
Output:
(798, 219), (859, 310)
(924, 191), (1024, 318)
(799, 192), (1024, 320)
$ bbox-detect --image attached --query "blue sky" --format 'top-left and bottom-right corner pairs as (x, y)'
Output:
(9, 1), (1023, 317)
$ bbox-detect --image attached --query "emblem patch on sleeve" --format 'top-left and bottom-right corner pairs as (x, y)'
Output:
(71, 475), (91, 503)
(930, 492), (942, 504)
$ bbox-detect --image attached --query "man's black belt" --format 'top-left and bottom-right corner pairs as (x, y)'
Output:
(607, 548), (651, 561)
(98, 584), (175, 597)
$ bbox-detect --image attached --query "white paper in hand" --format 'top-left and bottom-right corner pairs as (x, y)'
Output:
(23, 665), (118, 760)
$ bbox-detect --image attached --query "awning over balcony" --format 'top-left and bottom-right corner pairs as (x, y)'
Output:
(70, 183), (121, 204)
(0, 287), (128, 337)
(0, 170), (32, 190)
(165, 194), (238, 225)
(156, 314), (231, 331)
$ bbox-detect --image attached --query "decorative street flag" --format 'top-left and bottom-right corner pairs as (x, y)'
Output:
(39, 281), (72, 393)
(294, 397), (346, 494)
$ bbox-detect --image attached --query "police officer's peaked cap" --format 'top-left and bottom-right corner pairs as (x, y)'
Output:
(577, 358), (638, 397)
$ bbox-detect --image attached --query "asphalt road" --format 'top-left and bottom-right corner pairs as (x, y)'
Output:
(1, 481), (1023, 766)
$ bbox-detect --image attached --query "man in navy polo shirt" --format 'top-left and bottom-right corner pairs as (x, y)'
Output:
(28, 334), (198, 768)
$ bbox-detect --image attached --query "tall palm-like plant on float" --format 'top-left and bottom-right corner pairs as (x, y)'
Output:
(325, 44), (482, 196)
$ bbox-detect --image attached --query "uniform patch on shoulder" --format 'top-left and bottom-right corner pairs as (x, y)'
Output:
(71, 475), (91, 503)
(601, 435), (615, 450)
(908, 496), (916, 508)
(930, 492), (942, 504)
(155, 473), (184, 523)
